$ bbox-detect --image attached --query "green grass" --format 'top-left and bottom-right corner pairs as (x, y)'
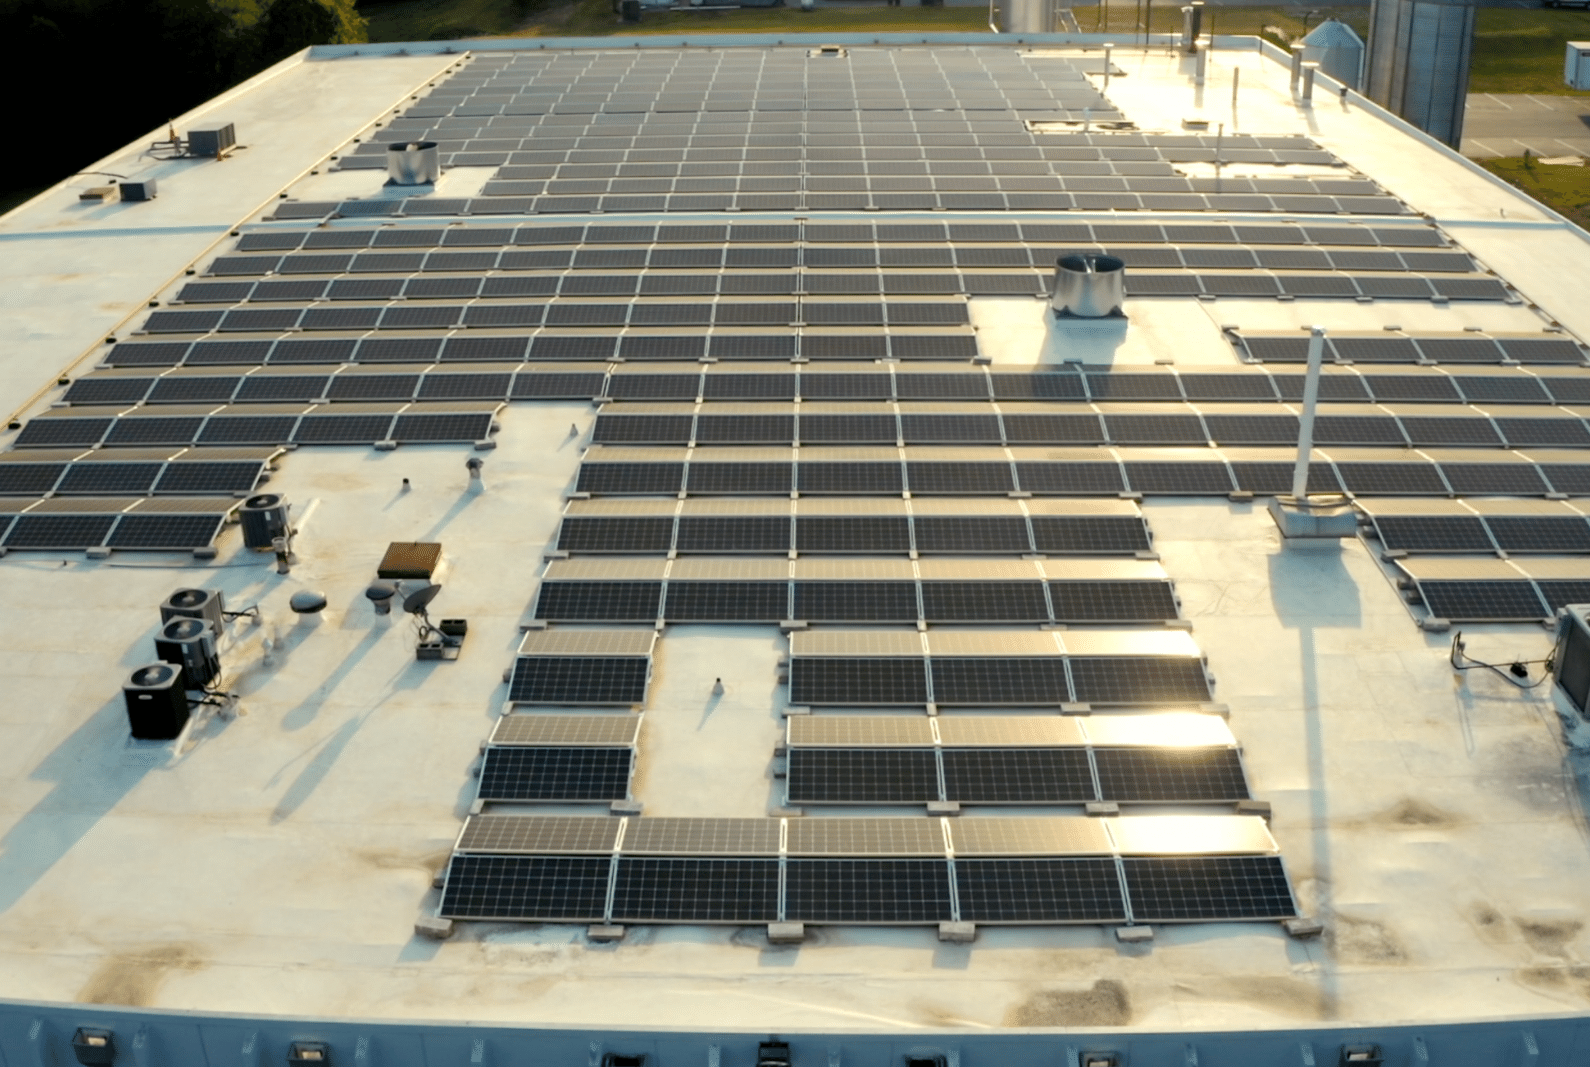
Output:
(364, 0), (987, 41)
(363, 0), (540, 41)
(1471, 7), (1590, 95)
(1480, 155), (1590, 228)
(1083, 3), (1366, 46)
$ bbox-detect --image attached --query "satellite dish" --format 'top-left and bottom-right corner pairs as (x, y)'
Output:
(402, 583), (442, 615)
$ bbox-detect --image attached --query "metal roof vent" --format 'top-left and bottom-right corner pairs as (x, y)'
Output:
(388, 141), (440, 185)
(809, 45), (848, 57)
(1052, 254), (1126, 319)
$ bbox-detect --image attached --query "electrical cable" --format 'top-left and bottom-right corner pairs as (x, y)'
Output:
(1450, 630), (1556, 690)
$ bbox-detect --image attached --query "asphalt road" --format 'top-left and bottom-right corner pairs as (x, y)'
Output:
(1463, 93), (1590, 157)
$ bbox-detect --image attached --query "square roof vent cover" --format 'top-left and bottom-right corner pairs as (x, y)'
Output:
(378, 541), (442, 579)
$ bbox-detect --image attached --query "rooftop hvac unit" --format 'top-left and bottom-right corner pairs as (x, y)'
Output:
(188, 121), (236, 157)
(155, 617), (220, 690)
(239, 493), (289, 551)
(161, 587), (226, 633)
(1554, 604), (1590, 716)
(1567, 42), (1590, 90)
(123, 662), (189, 740)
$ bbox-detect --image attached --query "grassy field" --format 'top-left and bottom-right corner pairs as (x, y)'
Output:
(1083, 3), (1366, 45)
(1480, 156), (1590, 227)
(1472, 7), (1590, 95)
(362, 0), (1590, 102)
(364, 0), (989, 41)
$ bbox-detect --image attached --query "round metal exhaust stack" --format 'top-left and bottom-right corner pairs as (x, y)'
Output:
(1051, 254), (1126, 318)
(387, 141), (440, 185)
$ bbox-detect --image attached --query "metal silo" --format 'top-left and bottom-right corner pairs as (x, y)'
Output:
(1364, 0), (1476, 148)
(1302, 19), (1366, 90)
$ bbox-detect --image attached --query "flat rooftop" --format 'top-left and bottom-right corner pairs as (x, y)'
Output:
(2, 34), (1590, 1041)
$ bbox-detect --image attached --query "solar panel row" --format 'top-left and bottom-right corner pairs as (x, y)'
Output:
(557, 513), (1152, 555)
(535, 578), (1178, 624)
(787, 746), (1249, 804)
(16, 411), (496, 449)
(573, 456), (1588, 498)
(788, 655), (1211, 707)
(439, 854), (1296, 924)
(230, 220), (1435, 253)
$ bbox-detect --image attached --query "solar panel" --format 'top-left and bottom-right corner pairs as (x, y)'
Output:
(795, 516), (911, 553)
(783, 859), (953, 923)
(153, 462), (263, 494)
(508, 655), (651, 704)
(955, 858), (1126, 923)
(685, 462), (791, 494)
(1373, 515), (1493, 552)
(792, 582), (919, 622)
(675, 516), (790, 552)
(940, 748), (1093, 802)
(0, 463), (66, 494)
(912, 516), (1031, 554)
(1122, 463), (1232, 494)
(575, 463), (685, 494)
(103, 418), (204, 447)
(1104, 415), (1208, 446)
(557, 516), (675, 553)
(55, 462), (162, 494)
(1228, 462), (1341, 495)
(1049, 581), (1178, 622)
(1068, 657), (1210, 705)
(920, 581), (1049, 622)
(3, 514), (118, 549)
(990, 374), (1086, 400)
(794, 461), (903, 494)
(1418, 580), (1548, 621)
(535, 581), (663, 622)
(610, 858), (780, 922)
(1334, 463), (1447, 495)
(1094, 747), (1248, 802)
(1486, 516), (1590, 553)
(664, 581), (788, 621)
(1439, 463), (1548, 496)
(477, 747), (633, 801)
(905, 462), (1013, 494)
(786, 749), (941, 803)
(789, 658), (929, 705)
(103, 513), (226, 550)
(392, 413), (495, 442)
(1015, 462), (1125, 494)
(1537, 581), (1590, 613)
(1029, 516), (1150, 554)
(440, 855), (611, 921)
(930, 658), (1068, 705)
(1122, 856), (1296, 921)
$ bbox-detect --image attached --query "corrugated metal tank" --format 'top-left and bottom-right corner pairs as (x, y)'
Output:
(1302, 19), (1365, 90)
(1365, 0), (1476, 148)
(1000, 0), (1056, 33)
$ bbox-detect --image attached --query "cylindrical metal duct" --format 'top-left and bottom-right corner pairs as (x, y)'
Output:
(1181, 2), (1203, 53)
(386, 141), (440, 185)
(1000, 0), (1055, 33)
(1364, 0), (1476, 147)
(1052, 254), (1126, 318)
(239, 493), (289, 551)
(1301, 61), (1320, 104)
(1290, 42), (1307, 88)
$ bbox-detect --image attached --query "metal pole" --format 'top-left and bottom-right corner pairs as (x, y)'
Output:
(1231, 66), (1239, 111)
(1083, 106), (1092, 132)
(1194, 40), (1206, 85)
(1291, 326), (1327, 501)
(1103, 43), (1114, 93)
(1214, 121), (1223, 191)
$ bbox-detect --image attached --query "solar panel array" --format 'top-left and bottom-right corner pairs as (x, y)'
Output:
(441, 813), (1294, 924)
